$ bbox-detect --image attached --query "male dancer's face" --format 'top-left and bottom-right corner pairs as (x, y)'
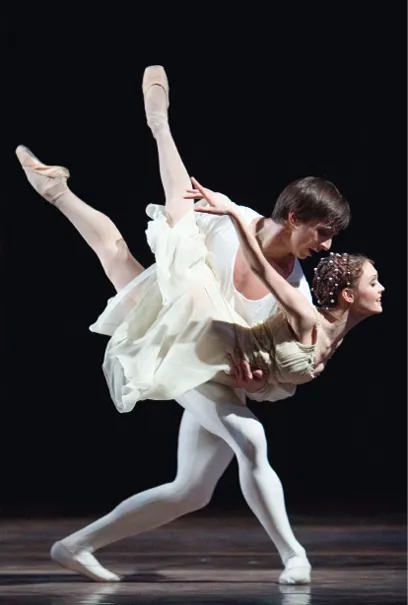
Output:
(289, 217), (336, 259)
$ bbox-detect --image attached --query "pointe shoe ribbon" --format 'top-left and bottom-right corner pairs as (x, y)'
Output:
(16, 145), (70, 179)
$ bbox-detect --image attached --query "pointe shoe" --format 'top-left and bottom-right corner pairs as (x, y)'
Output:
(50, 541), (122, 583)
(15, 145), (70, 204)
(279, 555), (312, 585)
(142, 65), (169, 107)
(142, 66), (170, 134)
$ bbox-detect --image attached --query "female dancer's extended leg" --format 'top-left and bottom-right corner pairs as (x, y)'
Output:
(16, 145), (144, 292)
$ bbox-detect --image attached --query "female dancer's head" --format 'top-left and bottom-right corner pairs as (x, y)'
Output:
(312, 253), (384, 318)
(271, 177), (351, 259)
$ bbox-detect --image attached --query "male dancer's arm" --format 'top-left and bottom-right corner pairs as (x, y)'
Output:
(226, 352), (297, 402)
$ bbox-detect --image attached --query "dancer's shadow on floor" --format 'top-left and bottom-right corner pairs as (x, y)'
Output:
(0, 570), (164, 585)
(0, 571), (312, 586)
(0, 576), (312, 605)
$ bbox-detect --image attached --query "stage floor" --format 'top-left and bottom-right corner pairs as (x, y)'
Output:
(0, 514), (405, 604)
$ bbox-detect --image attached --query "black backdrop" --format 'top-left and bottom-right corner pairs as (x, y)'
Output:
(2, 6), (406, 517)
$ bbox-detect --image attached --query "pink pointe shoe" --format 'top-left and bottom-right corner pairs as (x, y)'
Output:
(142, 66), (170, 133)
(142, 65), (169, 107)
(15, 145), (70, 204)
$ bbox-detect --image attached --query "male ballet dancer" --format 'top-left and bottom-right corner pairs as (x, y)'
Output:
(16, 66), (350, 585)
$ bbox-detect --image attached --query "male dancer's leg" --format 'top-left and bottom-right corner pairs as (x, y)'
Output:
(51, 380), (310, 585)
(178, 382), (311, 585)
(50, 405), (233, 581)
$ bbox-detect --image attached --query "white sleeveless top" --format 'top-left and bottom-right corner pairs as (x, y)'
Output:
(194, 198), (312, 326)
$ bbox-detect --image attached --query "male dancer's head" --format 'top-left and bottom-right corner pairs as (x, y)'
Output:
(255, 176), (350, 264)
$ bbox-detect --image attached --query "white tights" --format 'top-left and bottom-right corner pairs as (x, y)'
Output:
(63, 383), (306, 564)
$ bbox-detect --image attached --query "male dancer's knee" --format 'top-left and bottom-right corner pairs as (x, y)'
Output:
(107, 478), (213, 525)
(226, 418), (269, 469)
(170, 475), (215, 512)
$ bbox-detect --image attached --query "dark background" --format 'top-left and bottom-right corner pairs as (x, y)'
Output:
(2, 6), (406, 518)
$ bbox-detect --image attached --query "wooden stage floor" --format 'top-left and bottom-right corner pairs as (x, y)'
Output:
(0, 514), (405, 604)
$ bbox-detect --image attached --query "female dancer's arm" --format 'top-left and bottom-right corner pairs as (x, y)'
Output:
(188, 178), (317, 340)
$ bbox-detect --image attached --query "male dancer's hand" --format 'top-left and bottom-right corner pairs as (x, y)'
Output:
(226, 354), (268, 393)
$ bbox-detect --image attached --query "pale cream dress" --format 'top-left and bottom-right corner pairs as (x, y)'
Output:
(90, 205), (317, 413)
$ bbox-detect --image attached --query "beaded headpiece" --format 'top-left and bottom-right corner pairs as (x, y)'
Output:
(312, 251), (352, 311)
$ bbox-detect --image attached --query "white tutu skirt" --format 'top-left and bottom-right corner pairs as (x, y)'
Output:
(90, 205), (253, 413)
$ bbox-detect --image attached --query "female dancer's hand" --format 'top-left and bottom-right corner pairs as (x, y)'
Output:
(185, 177), (238, 216)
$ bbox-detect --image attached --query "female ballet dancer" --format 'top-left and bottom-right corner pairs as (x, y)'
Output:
(68, 173), (383, 414)
(15, 65), (354, 585)
(89, 175), (385, 411)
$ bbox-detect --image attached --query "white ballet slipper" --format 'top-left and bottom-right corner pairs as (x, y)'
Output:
(50, 541), (121, 583)
(279, 554), (312, 585)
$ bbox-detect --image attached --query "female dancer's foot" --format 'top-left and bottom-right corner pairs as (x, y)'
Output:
(142, 65), (170, 135)
(15, 145), (70, 205)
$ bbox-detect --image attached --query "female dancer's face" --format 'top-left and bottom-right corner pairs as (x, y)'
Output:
(348, 261), (385, 317)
